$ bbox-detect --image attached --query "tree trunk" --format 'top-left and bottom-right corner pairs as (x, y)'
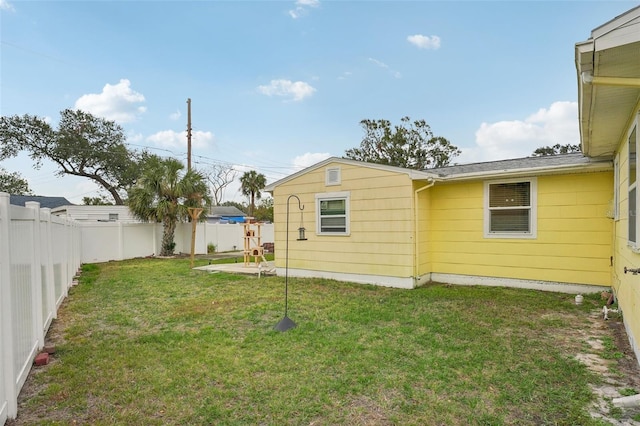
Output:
(160, 216), (177, 256)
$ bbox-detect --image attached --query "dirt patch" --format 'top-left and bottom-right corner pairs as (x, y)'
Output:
(578, 311), (640, 425)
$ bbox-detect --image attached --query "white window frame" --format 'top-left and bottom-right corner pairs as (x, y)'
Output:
(484, 177), (537, 239)
(628, 117), (639, 248)
(315, 191), (350, 236)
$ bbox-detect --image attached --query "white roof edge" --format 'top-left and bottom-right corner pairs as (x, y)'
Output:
(264, 157), (437, 192)
(575, 39), (594, 54)
(437, 160), (612, 182)
(591, 5), (640, 39)
(264, 157), (612, 192)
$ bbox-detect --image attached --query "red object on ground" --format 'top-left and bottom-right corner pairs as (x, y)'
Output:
(34, 352), (49, 366)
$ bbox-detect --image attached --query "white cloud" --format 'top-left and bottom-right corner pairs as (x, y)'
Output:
(169, 110), (181, 121)
(407, 34), (441, 50)
(338, 71), (352, 80)
(257, 79), (316, 101)
(457, 101), (579, 164)
(75, 79), (146, 123)
(127, 132), (144, 143)
(368, 58), (402, 79)
(292, 152), (331, 171)
(146, 129), (214, 150)
(0, 0), (15, 11)
(288, 0), (319, 19)
(369, 58), (389, 69)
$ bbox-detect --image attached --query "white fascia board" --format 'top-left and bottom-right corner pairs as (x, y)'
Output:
(591, 5), (640, 43)
(575, 40), (595, 74)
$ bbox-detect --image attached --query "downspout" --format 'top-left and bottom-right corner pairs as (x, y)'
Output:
(582, 72), (640, 88)
(414, 179), (435, 285)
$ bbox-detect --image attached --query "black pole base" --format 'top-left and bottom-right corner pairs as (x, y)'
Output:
(274, 315), (297, 332)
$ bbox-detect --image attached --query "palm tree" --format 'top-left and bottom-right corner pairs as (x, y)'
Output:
(127, 156), (210, 256)
(240, 170), (266, 217)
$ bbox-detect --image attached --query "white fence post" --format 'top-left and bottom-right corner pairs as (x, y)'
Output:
(42, 208), (56, 323)
(25, 202), (44, 351)
(0, 193), (17, 420)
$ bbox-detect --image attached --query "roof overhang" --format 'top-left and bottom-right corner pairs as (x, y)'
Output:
(264, 157), (437, 193)
(576, 6), (640, 158)
(435, 159), (612, 183)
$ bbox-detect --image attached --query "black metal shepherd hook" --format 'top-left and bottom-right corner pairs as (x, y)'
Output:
(274, 194), (305, 332)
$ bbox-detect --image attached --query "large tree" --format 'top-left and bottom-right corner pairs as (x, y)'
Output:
(0, 109), (142, 204)
(240, 170), (266, 217)
(532, 144), (581, 156)
(344, 116), (460, 169)
(127, 156), (210, 256)
(206, 163), (237, 206)
(221, 201), (248, 213)
(0, 167), (33, 195)
(82, 196), (113, 206)
(253, 197), (274, 223)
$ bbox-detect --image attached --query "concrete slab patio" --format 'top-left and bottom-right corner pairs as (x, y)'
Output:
(193, 260), (276, 276)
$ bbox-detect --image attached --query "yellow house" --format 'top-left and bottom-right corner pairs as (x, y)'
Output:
(265, 4), (639, 361)
(576, 5), (640, 366)
(266, 154), (613, 292)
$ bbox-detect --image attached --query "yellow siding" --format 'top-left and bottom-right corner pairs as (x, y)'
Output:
(427, 172), (613, 286)
(611, 103), (640, 359)
(273, 162), (416, 278)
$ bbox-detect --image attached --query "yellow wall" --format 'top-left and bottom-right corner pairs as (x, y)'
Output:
(272, 162), (417, 278)
(611, 103), (640, 355)
(427, 172), (613, 286)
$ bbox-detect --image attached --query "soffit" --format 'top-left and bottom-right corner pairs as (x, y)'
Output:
(577, 7), (640, 158)
(587, 44), (640, 157)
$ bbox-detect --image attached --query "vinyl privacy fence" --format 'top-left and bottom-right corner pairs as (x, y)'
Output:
(0, 193), (274, 424)
(79, 221), (274, 263)
(0, 193), (81, 424)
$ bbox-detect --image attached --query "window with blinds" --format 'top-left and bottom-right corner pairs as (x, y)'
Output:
(316, 192), (350, 235)
(485, 179), (537, 238)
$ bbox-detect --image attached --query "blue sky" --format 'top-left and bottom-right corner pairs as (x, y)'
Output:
(1, 0), (637, 204)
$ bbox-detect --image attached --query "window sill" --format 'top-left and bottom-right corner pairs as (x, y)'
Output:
(484, 233), (537, 240)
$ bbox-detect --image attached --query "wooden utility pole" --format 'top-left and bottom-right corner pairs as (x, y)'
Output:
(188, 205), (203, 268)
(187, 98), (192, 171)
(186, 98), (202, 267)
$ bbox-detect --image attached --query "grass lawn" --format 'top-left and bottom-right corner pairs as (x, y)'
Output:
(9, 258), (621, 425)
